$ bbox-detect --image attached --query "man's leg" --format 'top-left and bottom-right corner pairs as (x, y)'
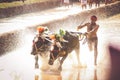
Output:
(88, 39), (93, 51)
(94, 38), (98, 66)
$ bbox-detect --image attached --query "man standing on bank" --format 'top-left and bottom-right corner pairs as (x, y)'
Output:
(77, 15), (99, 66)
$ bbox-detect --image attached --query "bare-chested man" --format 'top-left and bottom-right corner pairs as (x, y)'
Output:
(77, 15), (99, 66)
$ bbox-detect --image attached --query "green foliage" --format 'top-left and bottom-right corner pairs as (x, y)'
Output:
(0, 0), (52, 8)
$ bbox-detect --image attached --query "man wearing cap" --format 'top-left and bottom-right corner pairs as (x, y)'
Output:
(77, 15), (99, 66)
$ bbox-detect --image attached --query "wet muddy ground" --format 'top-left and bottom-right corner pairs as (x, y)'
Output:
(0, 14), (120, 80)
(0, 3), (120, 80)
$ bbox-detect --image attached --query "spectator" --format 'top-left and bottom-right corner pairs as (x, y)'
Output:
(80, 0), (87, 9)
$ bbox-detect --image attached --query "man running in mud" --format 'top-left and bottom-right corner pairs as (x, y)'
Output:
(77, 15), (99, 66)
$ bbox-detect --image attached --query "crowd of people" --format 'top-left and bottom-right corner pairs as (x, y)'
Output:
(59, 0), (116, 9)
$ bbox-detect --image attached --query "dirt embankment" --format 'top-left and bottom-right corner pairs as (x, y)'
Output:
(0, 0), (60, 18)
(0, 1), (120, 56)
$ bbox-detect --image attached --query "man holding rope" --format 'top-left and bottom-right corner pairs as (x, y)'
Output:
(77, 15), (99, 66)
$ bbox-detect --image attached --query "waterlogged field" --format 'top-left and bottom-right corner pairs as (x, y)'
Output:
(0, 13), (120, 80)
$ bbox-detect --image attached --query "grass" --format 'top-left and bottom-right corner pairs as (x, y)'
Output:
(0, 0), (56, 8)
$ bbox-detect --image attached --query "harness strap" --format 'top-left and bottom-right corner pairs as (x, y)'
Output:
(34, 43), (44, 54)
(52, 50), (59, 53)
(50, 52), (55, 61)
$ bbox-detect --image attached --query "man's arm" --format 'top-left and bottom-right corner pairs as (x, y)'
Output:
(88, 25), (99, 34)
(77, 23), (89, 31)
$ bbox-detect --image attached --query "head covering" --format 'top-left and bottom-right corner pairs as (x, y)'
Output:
(50, 34), (55, 40)
(49, 34), (60, 41)
(91, 15), (97, 21)
(59, 29), (66, 37)
(37, 26), (45, 33)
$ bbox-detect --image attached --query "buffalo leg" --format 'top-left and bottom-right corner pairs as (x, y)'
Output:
(35, 54), (39, 68)
(58, 54), (68, 71)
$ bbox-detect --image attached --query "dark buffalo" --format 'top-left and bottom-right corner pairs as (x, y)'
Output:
(48, 31), (83, 71)
(31, 36), (52, 68)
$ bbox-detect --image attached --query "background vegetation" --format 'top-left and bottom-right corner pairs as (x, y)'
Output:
(0, 0), (56, 8)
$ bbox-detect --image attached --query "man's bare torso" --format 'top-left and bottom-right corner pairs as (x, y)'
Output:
(86, 22), (99, 38)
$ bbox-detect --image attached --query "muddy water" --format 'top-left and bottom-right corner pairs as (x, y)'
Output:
(0, 14), (120, 80)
